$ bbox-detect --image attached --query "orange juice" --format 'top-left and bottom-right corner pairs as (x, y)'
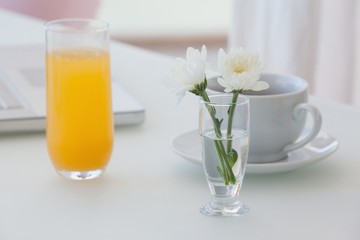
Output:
(46, 48), (113, 171)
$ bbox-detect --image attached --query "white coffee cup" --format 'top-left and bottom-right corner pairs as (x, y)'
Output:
(207, 73), (322, 163)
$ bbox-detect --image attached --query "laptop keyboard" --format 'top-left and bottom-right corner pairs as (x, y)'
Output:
(0, 75), (23, 110)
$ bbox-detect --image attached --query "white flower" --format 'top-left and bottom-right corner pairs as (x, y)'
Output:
(163, 45), (207, 99)
(217, 47), (269, 93)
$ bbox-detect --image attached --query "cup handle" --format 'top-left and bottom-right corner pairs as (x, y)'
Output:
(283, 103), (322, 152)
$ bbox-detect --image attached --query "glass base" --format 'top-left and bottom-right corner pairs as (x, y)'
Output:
(57, 169), (104, 180)
(200, 197), (249, 216)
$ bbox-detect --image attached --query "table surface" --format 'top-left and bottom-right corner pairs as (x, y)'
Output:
(0, 9), (359, 240)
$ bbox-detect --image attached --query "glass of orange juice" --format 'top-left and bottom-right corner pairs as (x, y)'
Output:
(45, 19), (114, 180)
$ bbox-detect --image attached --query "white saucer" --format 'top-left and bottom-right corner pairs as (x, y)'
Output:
(170, 129), (338, 174)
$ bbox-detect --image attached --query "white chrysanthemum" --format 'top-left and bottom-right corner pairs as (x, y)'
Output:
(163, 45), (207, 99)
(217, 47), (269, 92)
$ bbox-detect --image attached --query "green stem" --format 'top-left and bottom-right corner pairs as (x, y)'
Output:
(213, 140), (229, 184)
(226, 91), (240, 153)
(201, 91), (236, 185)
(201, 92), (222, 138)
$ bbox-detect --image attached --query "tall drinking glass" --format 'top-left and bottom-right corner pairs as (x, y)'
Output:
(45, 19), (113, 180)
(199, 94), (250, 216)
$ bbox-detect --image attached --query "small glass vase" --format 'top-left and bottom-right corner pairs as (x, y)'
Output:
(199, 94), (250, 216)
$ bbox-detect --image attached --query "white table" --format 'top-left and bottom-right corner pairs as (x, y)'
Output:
(0, 9), (359, 240)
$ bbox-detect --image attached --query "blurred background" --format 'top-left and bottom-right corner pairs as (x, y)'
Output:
(98, 0), (229, 63)
(0, 0), (359, 107)
(0, 0), (228, 64)
(100, 0), (228, 69)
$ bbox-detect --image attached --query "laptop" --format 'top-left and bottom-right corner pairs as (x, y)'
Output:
(0, 45), (145, 133)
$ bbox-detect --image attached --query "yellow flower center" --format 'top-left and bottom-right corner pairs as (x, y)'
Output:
(234, 66), (246, 74)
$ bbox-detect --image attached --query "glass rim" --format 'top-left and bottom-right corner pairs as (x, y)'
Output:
(45, 18), (109, 33)
(200, 94), (249, 107)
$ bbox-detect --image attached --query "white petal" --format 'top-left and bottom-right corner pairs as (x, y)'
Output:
(218, 48), (226, 57)
(186, 47), (195, 60)
(201, 45), (207, 60)
(224, 88), (233, 93)
(248, 81), (269, 91)
(175, 87), (187, 96)
(217, 77), (233, 93)
(217, 77), (228, 88)
(217, 48), (226, 68)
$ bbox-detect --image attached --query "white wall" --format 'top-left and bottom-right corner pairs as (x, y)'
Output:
(97, 0), (229, 40)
